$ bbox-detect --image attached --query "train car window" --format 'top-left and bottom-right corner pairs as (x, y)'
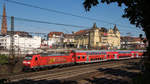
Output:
(78, 56), (80, 59)
(82, 56), (85, 59)
(91, 58), (93, 61)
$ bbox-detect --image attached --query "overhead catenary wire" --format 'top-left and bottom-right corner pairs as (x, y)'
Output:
(5, 0), (139, 29)
(0, 15), (90, 28)
(5, 0), (114, 25)
(0, 15), (143, 37)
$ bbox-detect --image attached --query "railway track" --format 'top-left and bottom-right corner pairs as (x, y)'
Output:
(7, 59), (140, 82)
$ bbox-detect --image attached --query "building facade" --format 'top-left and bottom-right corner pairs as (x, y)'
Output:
(47, 32), (64, 48)
(121, 36), (146, 49)
(74, 23), (120, 49)
(63, 34), (75, 48)
(0, 34), (41, 51)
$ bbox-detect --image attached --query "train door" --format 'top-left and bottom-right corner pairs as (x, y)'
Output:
(71, 51), (76, 64)
(136, 52), (139, 58)
(105, 53), (107, 60)
(87, 55), (89, 63)
(131, 53), (134, 58)
(114, 54), (117, 59)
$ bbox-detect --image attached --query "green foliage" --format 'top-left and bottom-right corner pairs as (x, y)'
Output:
(0, 54), (8, 64)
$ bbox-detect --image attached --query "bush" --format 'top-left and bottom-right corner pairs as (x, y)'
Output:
(0, 54), (8, 64)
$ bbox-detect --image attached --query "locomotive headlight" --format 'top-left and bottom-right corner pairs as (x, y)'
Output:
(23, 61), (26, 64)
(27, 62), (31, 64)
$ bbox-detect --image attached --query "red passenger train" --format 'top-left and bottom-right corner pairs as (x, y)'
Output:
(22, 50), (145, 71)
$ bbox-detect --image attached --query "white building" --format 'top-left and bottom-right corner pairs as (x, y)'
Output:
(47, 32), (64, 48)
(0, 34), (41, 51)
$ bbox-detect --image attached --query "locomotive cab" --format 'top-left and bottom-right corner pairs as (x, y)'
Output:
(22, 55), (34, 70)
(23, 54), (41, 71)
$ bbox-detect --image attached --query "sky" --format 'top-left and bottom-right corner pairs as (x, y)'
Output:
(0, 0), (145, 37)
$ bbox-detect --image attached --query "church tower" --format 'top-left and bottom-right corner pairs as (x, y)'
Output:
(1, 4), (7, 35)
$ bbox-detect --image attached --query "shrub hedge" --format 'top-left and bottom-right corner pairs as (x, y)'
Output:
(0, 54), (8, 64)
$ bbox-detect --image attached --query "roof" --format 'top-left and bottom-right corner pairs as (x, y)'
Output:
(121, 36), (142, 42)
(48, 32), (64, 38)
(74, 29), (90, 36)
(7, 31), (32, 37)
(64, 34), (74, 38)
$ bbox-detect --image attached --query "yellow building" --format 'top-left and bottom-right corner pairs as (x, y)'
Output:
(74, 23), (120, 49)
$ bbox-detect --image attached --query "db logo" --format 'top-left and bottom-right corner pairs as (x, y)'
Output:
(49, 58), (55, 64)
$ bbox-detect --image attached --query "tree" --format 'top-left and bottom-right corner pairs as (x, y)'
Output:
(83, 0), (150, 71)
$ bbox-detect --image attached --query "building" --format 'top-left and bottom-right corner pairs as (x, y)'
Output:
(121, 36), (146, 49)
(47, 32), (64, 48)
(74, 23), (120, 49)
(0, 34), (41, 51)
(74, 29), (90, 48)
(63, 34), (75, 48)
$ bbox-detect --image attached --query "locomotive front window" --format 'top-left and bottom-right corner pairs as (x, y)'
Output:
(24, 55), (32, 60)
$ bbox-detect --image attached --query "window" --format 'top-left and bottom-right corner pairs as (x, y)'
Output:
(78, 56), (80, 59)
(82, 56), (85, 59)
(24, 55), (32, 60)
(35, 57), (38, 61)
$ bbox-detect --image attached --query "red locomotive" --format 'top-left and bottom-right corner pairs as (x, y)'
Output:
(22, 50), (145, 71)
